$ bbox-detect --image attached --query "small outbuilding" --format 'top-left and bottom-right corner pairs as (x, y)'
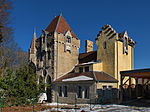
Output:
(54, 71), (118, 104)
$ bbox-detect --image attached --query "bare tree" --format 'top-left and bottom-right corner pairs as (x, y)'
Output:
(0, 0), (28, 76)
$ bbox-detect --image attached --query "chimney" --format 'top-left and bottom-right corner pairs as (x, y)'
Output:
(85, 40), (93, 53)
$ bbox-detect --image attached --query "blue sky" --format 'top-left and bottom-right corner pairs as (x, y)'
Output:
(12, 0), (150, 69)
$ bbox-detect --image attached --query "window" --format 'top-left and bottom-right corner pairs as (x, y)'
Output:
(48, 51), (50, 60)
(65, 36), (71, 52)
(77, 86), (82, 98)
(124, 37), (128, 54)
(40, 55), (42, 61)
(125, 38), (128, 49)
(103, 86), (107, 90)
(103, 41), (106, 49)
(108, 86), (112, 90)
(43, 70), (47, 77)
(79, 67), (83, 73)
(63, 86), (68, 97)
(84, 87), (89, 99)
(58, 86), (62, 97)
(66, 36), (71, 43)
(85, 67), (89, 72)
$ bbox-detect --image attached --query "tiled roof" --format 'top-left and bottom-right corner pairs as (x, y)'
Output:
(79, 51), (97, 64)
(55, 71), (118, 83)
(94, 72), (118, 83)
(45, 16), (59, 33)
(45, 15), (78, 39)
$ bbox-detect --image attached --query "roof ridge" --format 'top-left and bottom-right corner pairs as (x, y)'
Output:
(54, 14), (61, 32)
(92, 71), (97, 81)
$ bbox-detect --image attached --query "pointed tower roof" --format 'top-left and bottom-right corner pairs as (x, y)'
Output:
(30, 30), (36, 54)
(45, 13), (78, 39)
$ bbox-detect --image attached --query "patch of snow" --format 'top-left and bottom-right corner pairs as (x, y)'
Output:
(45, 102), (68, 106)
(78, 61), (101, 66)
(62, 75), (93, 82)
(39, 104), (150, 112)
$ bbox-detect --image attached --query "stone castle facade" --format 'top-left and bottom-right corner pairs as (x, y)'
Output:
(29, 13), (135, 103)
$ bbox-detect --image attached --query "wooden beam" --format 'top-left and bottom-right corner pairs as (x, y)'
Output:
(123, 78), (129, 85)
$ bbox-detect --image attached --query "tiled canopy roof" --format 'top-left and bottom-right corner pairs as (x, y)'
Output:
(55, 71), (118, 83)
(45, 14), (78, 39)
(79, 51), (97, 64)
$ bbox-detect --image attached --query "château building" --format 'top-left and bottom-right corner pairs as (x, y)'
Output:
(29, 13), (135, 103)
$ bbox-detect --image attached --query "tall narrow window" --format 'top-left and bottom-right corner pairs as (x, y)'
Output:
(40, 55), (42, 61)
(65, 36), (71, 52)
(66, 36), (71, 43)
(58, 86), (62, 97)
(124, 37), (128, 54)
(125, 38), (128, 50)
(63, 86), (68, 97)
(84, 87), (89, 99)
(85, 66), (89, 72)
(79, 67), (83, 73)
(48, 51), (50, 60)
(77, 86), (82, 98)
(103, 41), (106, 49)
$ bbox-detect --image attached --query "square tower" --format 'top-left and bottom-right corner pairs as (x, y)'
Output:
(96, 24), (135, 87)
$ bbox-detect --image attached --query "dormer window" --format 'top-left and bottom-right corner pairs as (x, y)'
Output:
(124, 37), (128, 54)
(65, 36), (71, 52)
(66, 36), (71, 43)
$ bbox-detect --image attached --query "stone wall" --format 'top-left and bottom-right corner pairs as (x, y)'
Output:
(53, 81), (97, 104)
(54, 32), (80, 80)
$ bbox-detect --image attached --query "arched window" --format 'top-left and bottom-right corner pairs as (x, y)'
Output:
(46, 75), (51, 84)
(43, 69), (47, 77)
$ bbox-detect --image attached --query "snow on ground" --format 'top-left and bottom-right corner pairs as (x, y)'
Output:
(45, 102), (68, 106)
(39, 103), (150, 112)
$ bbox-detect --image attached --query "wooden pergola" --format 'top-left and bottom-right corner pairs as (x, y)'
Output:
(120, 68), (150, 102)
(120, 68), (150, 86)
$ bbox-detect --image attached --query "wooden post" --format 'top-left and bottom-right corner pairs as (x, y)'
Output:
(129, 77), (132, 99)
(135, 78), (138, 98)
(120, 74), (123, 103)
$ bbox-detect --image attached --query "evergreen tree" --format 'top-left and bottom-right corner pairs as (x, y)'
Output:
(0, 63), (45, 106)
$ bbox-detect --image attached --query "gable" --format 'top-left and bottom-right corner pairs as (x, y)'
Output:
(45, 14), (78, 39)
